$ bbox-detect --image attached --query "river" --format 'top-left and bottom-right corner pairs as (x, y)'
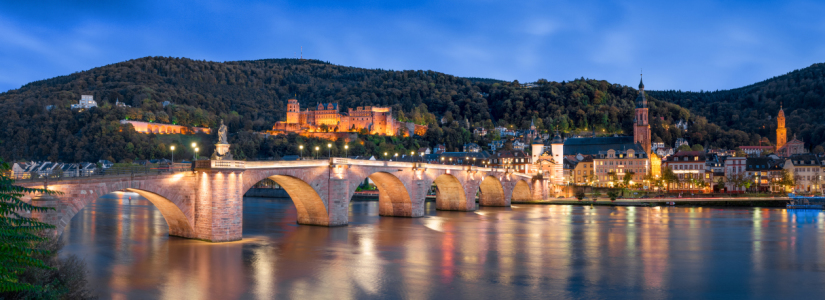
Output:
(60, 192), (825, 299)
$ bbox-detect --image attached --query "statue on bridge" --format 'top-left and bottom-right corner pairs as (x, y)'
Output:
(212, 119), (233, 160)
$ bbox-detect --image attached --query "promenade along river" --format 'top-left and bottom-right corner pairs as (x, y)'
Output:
(61, 193), (825, 299)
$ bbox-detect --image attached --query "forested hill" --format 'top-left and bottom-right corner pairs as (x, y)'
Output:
(0, 56), (799, 162)
(648, 63), (825, 151)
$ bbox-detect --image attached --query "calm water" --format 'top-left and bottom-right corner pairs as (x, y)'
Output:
(61, 193), (825, 299)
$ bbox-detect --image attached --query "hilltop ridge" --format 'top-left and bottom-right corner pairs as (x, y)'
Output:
(0, 56), (822, 161)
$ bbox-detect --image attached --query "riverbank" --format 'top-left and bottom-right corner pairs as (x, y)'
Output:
(514, 197), (791, 207)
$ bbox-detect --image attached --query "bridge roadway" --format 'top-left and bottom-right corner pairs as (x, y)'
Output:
(22, 158), (551, 242)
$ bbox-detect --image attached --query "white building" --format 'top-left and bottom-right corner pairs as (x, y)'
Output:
(652, 142), (665, 150)
(71, 95), (98, 110)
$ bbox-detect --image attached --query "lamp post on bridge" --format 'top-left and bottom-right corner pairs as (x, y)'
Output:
(170, 145), (175, 164)
(345, 145), (349, 158)
(299, 145), (303, 160)
(315, 146), (319, 159)
(327, 143), (332, 158)
(195, 148), (199, 161)
(191, 143), (197, 161)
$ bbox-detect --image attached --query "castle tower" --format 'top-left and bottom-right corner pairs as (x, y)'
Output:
(633, 75), (651, 154)
(776, 105), (786, 149)
(286, 99), (300, 123)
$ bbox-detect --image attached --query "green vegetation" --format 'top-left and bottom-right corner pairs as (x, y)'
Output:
(0, 159), (94, 298)
(648, 63), (825, 150)
(1, 57), (822, 162)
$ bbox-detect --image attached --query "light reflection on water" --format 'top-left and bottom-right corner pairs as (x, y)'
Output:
(61, 193), (825, 299)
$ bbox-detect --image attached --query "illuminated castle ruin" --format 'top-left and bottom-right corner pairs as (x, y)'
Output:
(272, 99), (427, 136)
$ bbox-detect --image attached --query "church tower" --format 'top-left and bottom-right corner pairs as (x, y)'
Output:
(633, 75), (651, 154)
(776, 105), (787, 149)
(286, 99), (300, 123)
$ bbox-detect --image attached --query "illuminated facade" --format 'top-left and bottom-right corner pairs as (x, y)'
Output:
(121, 120), (212, 135)
(272, 99), (427, 136)
(776, 105), (787, 149)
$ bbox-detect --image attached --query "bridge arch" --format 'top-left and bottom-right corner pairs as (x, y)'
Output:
(264, 175), (330, 226)
(35, 176), (197, 239)
(511, 180), (532, 202)
(123, 188), (194, 237)
(478, 175), (506, 206)
(433, 173), (471, 211)
(361, 172), (414, 217)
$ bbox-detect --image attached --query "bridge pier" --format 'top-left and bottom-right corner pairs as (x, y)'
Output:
(194, 169), (244, 242)
(327, 176), (350, 226)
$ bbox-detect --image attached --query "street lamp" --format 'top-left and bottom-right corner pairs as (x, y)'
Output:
(327, 143), (332, 158)
(194, 148), (199, 161)
(191, 143), (197, 161)
(170, 145), (175, 164)
(411, 151), (415, 162)
(299, 145), (304, 159)
(315, 146), (319, 159)
(345, 145), (349, 158)
(384, 152), (388, 161)
(394, 153), (398, 161)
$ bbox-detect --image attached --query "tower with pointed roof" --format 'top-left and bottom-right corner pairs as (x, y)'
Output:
(776, 104), (787, 149)
(633, 74), (651, 154)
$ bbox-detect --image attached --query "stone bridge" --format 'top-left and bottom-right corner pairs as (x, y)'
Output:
(22, 159), (551, 242)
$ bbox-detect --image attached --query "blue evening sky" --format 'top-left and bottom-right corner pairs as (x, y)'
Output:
(1, 0), (823, 93)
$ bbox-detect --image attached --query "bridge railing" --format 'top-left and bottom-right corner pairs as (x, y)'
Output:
(12, 164), (192, 183)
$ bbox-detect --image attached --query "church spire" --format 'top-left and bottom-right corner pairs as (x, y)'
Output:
(639, 70), (645, 90)
(635, 72), (647, 108)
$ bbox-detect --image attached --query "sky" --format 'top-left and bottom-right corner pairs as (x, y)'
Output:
(1, 0), (824, 93)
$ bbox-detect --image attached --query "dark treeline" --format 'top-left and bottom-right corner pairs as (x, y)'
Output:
(0, 56), (808, 162)
(648, 63), (825, 150)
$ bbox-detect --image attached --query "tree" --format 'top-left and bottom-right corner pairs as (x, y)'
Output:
(734, 148), (747, 158)
(677, 144), (692, 151)
(715, 177), (725, 191)
(691, 144), (704, 151)
(662, 168), (679, 192)
(575, 189), (586, 201)
(607, 190), (620, 201)
(622, 172), (635, 189)
(0, 158), (60, 292)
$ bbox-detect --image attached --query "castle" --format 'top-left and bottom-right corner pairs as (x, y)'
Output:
(271, 99), (427, 136)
